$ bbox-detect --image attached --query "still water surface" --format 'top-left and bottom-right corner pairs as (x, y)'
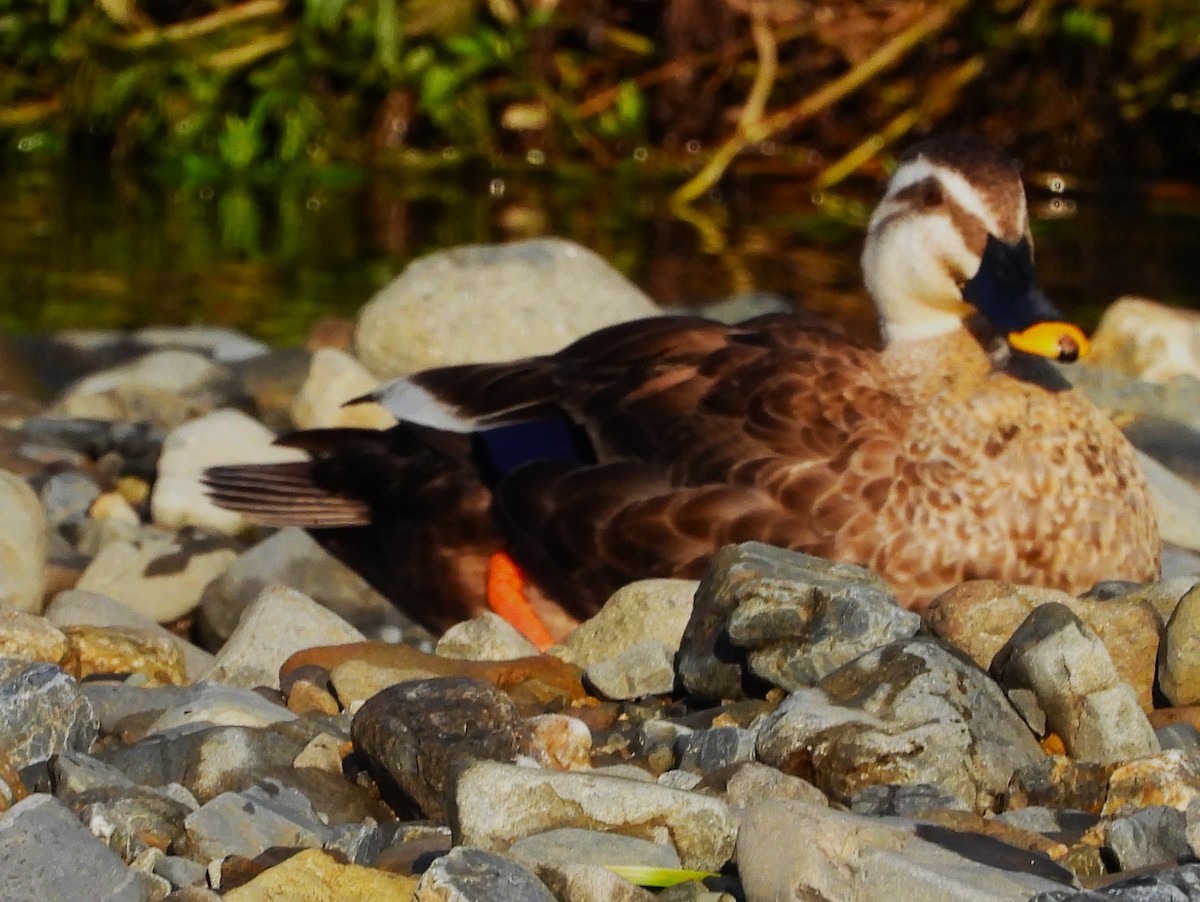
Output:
(4, 163), (1200, 348)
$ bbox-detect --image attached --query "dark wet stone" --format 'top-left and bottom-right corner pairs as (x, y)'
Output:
(1123, 415), (1200, 484)
(1030, 861), (1200, 900)
(679, 542), (916, 701)
(0, 793), (151, 901)
(415, 845), (555, 901)
(850, 783), (971, 817)
(350, 676), (535, 819)
(675, 726), (756, 775)
(1157, 722), (1200, 752)
(0, 658), (97, 769)
(1006, 756), (1113, 813)
(1104, 805), (1189, 871)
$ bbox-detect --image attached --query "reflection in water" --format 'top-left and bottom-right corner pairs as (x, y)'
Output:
(2, 164), (1199, 347)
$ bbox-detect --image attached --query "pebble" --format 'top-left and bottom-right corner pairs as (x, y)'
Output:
(1104, 804), (1189, 870)
(354, 237), (658, 375)
(197, 526), (408, 646)
(74, 526), (239, 623)
(414, 844), (557, 902)
(1159, 584), (1200, 706)
(181, 781), (330, 863)
(0, 606), (70, 664)
(1087, 296), (1200, 384)
(0, 793), (152, 901)
(0, 659), (97, 770)
(0, 468), (48, 612)
(990, 602), (1160, 763)
(553, 578), (698, 669)
(436, 611), (541, 661)
(222, 847), (418, 900)
(290, 346), (396, 430)
(203, 584), (365, 690)
(585, 639), (678, 699)
(452, 760), (738, 872)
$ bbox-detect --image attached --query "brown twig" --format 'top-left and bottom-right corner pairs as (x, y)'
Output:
(111, 0), (287, 50)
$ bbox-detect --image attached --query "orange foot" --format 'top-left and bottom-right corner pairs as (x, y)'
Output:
(486, 551), (554, 652)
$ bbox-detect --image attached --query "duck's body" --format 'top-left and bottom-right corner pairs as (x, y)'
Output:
(206, 136), (1159, 641)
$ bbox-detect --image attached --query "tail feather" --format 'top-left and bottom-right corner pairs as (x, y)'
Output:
(203, 462), (371, 528)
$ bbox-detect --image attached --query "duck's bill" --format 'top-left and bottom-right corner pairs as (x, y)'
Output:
(961, 234), (1090, 362)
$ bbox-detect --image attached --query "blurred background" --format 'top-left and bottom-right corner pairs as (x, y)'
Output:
(3, 0), (1200, 344)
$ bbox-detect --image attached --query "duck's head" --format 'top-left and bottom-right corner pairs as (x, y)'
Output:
(862, 135), (1088, 362)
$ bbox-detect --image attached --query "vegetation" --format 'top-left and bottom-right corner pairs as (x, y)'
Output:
(2, 0), (1199, 189)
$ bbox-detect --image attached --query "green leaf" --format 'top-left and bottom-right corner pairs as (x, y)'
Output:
(601, 865), (718, 888)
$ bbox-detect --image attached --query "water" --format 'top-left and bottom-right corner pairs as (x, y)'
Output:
(3, 162), (1200, 348)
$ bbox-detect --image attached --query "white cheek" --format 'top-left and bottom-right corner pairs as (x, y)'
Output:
(866, 215), (978, 306)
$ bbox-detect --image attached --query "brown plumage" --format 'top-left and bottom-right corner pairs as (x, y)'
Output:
(205, 136), (1159, 640)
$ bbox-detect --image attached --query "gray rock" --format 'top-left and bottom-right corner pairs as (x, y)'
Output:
(675, 727), (756, 775)
(436, 611), (540, 661)
(1124, 415), (1200, 485)
(39, 468), (101, 538)
(1158, 722), (1200, 752)
(1105, 805), (1189, 871)
(413, 845), (556, 901)
(679, 543), (918, 701)
(1063, 358), (1200, 432)
(657, 770), (703, 791)
(45, 589), (215, 682)
(994, 806), (1098, 839)
(203, 585), (365, 690)
(453, 760), (738, 872)
(0, 469), (48, 613)
(52, 349), (246, 429)
(131, 325), (270, 364)
(535, 862), (656, 902)
(1030, 862), (1200, 900)
(0, 793), (150, 901)
(1163, 545), (1200, 581)
(323, 819), (415, 866)
(850, 783), (972, 817)
(1104, 575), (1200, 625)
(1160, 584), (1200, 706)
(81, 681), (196, 734)
(69, 786), (194, 862)
(756, 638), (1045, 811)
(585, 640), (677, 700)
(351, 677), (535, 820)
(75, 526), (239, 623)
(355, 237), (658, 377)
(508, 827), (681, 870)
(717, 761), (829, 809)
(142, 682), (297, 735)
(153, 854), (209, 890)
(0, 658), (97, 768)
(991, 603), (1159, 763)
(1138, 451), (1200, 552)
(554, 579), (698, 669)
(738, 800), (1070, 901)
(180, 781), (331, 864)
(197, 528), (406, 646)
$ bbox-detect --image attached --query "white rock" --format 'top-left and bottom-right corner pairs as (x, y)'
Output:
(354, 238), (659, 376)
(1089, 296), (1200, 383)
(0, 470), (47, 613)
(1138, 451), (1200, 553)
(203, 585), (365, 690)
(151, 408), (306, 534)
(132, 325), (270, 363)
(553, 579), (698, 668)
(75, 529), (237, 623)
(436, 611), (540, 661)
(290, 347), (395, 431)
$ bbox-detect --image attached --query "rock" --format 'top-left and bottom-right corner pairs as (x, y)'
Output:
(75, 526), (239, 623)
(227, 348), (313, 433)
(926, 580), (1161, 712)
(355, 237), (658, 376)
(204, 585), (365, 690)
(197, 528), (407, 646)
(0, 793), (151, 901)
(535, 862), (655, 902)
(990, 603), (1159, 763)
(351, 677), (535, 819)
(0, 608), (69, 665)
(414, 845), (556, 901)
(508, 826), (681, 870)
(712, 761), (829, 809)
(1030, 863), (1200, 900)
(1063, 360), (1200, 432)
(131, 325), (270, 364)
(585, 640), (677, 700)
(0, 659), (97, 769)
(67, 785), (194, 862)
(554, 579), (698, 669)
(1124, 415), (1200, 486)
(1160, 584), (1200, 706)
(436, 611), (541, 662)
(180, 782), (331, 863)
(755, 638), (1045, 811)
(452, 760), (738, 871)
(290, 347), (395, 430)
(1092, 575), (1199, 628)
(151, 408), (306, 534)
(850, 783), (971, 817)
(141, 683), (296, 735)
(678, 543), (918, 701)
(61, 624), (188, 686)
(0, 469), (48, 612)
(1104, 805), (1189, 870)
(1138, 451), (1200, 552)
(737, 799), (1070, 901)
(53, 349), (245, 429)
(675, 727), (756, 776)
(1157, 721), (1200, 752)
(222, 848), (418, 901)
(1087, 296), (1200, 384)
(1102, 751), (1200, 818)
(39, 468), (101, 539)
(44, 589), (215, 682)
(528, 713), (592, 771)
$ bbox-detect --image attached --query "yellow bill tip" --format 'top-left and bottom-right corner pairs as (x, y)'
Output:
(1007, 322), (1090, 362)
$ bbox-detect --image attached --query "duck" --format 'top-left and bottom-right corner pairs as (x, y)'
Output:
(204, 135), (1160, 648)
